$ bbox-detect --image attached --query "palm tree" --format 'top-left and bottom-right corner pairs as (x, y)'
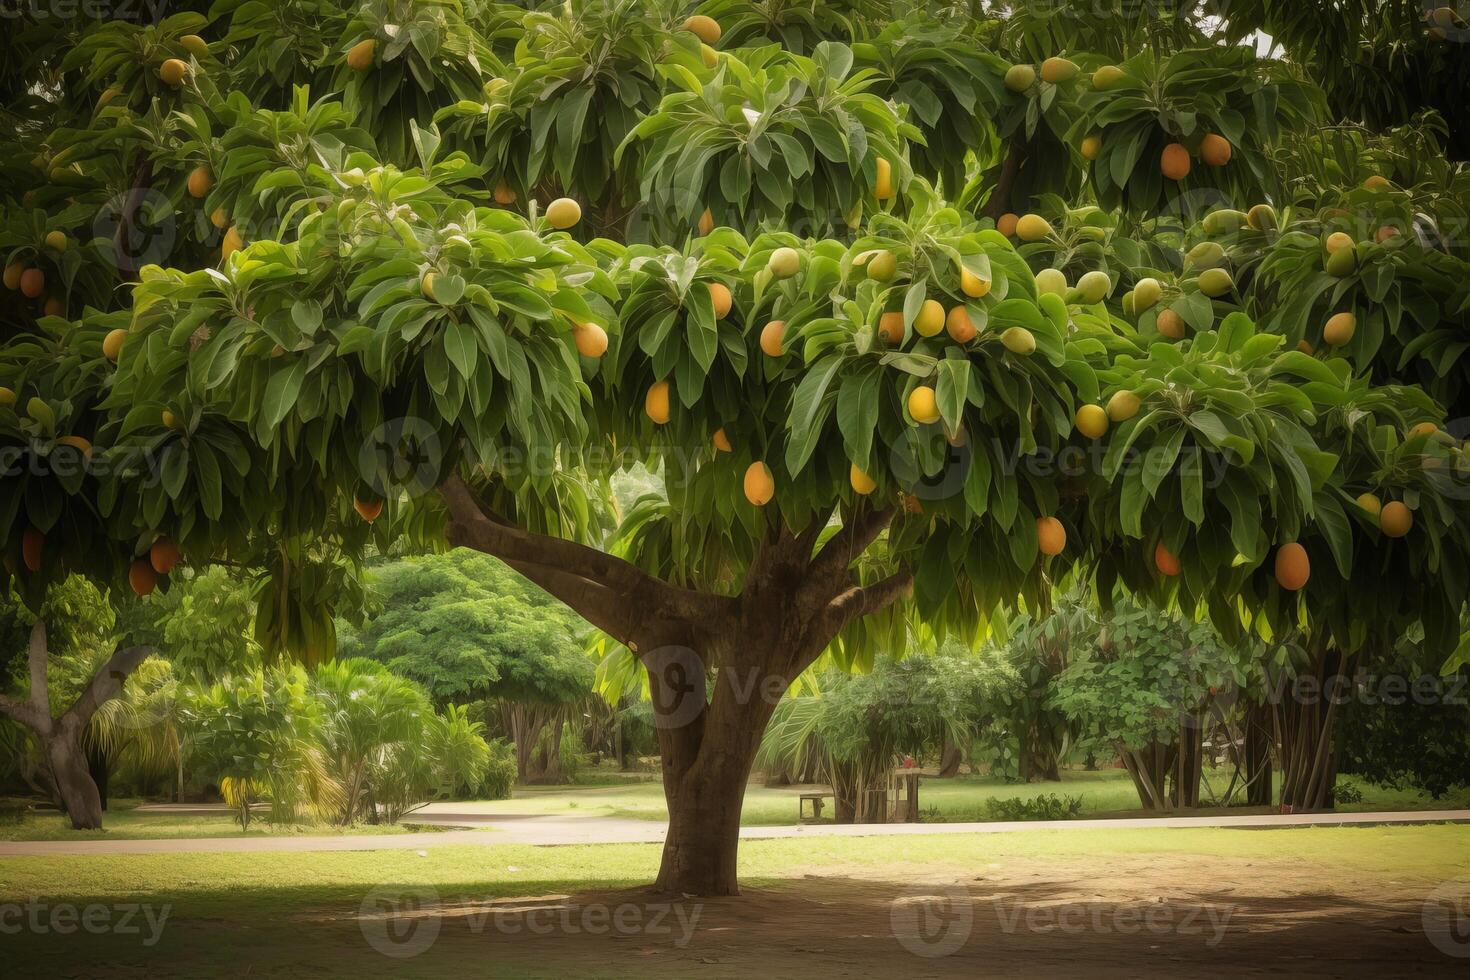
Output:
(312, 658), (431, 824)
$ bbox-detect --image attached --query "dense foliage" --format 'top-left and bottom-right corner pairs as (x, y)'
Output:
(2, 0), (1469, 880)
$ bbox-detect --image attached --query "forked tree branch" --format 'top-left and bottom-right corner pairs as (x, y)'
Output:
(818, 568), (914, 640)
(439, 473), (733, 643)
(63, 645), (153, 730)
(808, 505), (896, 586)
(0, 693), (44, 731)
(2, 623), (152, 735)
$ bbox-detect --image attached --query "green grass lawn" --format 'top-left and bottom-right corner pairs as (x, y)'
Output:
(436, 767), (1470, 826)
(3, 823), (1465, 908)
(0, 799), (444, 842)
(4, 769), (1465, 842)
(3, 824), (1466, 978)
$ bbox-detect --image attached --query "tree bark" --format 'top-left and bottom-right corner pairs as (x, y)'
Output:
(1019, 726), (1061, 782)
(1273, 647), (1349, 812)
(1244, 702), (1274, 807)
(936, 737), (964, 778)
(44, 723), (102, 830)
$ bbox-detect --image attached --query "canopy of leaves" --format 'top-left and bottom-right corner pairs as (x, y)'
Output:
(339, 550), (593, 706)
(1050, 597), (1248, 751)
(0, 0), (1467, 680)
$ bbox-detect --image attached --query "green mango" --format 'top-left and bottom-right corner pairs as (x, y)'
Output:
(1198, 268), (1235, 297)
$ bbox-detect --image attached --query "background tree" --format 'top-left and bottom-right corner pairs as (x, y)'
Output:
(1051, 598), (1245, 809)
(340, 551), (593, 781)
(760, 646), (1016, 821)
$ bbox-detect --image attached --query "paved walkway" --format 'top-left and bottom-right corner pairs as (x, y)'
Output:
(3, 808), (1466, 858)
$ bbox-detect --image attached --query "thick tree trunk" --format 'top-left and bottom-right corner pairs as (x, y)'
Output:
(0, 623), (149, 832)
(649, 638), (778, 896)
(44, 724), (103, 830)
(440, 476), (910, 898)
(656, 733), (754, 896)
(936, 737), (964, 778)
(86, 739), (111, 812)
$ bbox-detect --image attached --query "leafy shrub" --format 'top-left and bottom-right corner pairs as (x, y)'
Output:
(428, 703), (493, 798)
(1332, 781), (1364, 805)
(555, 724), (590, 783)
(985, 793), (1084, 821)
(480, 739), (516, 801)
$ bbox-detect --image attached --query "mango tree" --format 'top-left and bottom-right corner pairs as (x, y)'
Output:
(4, 0), (1470, 883)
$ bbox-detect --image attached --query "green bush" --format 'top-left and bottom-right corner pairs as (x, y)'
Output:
(985, 793), (1084, 821)
(480, 739), (516, 801)
(557, 724), (590, 783)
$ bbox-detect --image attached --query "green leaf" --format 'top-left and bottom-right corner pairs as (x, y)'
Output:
(444, 321), (478, 380)
(836, 367), (881, 467)
(1313, 491), (1353, 578)
(785, 356), (843, 475)
(263, 360), (306, 427)
(934, 359), (970, 433)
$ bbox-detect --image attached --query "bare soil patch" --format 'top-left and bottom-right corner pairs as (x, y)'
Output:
(8, 848), (1462, 977)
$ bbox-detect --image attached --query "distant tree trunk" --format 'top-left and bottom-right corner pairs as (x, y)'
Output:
(1244, 702), (1274, 807)
(936, 737), (964, 778)
(1273, 647), (1350, 811)
(0, 623), (150, 831)
(529, 717), (566, 784)
(503, 703), (566, 783)
(983, 138), (1029, 219)
(1018, 726), (1061, 782)
(1173, 720), (1204, 808)
(615, 711), (629, 770)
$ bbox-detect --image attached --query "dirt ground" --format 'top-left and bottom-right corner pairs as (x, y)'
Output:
(8, 849), (1467, 978)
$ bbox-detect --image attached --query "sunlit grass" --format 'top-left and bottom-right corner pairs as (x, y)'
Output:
(3, 824), (1466, 911)
(4, 769), (1465, 842)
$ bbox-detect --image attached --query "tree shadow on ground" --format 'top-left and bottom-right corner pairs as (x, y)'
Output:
(7, 869), (1465, 979)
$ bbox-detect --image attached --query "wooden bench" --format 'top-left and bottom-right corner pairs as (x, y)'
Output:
(798, 793), (831, 823)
